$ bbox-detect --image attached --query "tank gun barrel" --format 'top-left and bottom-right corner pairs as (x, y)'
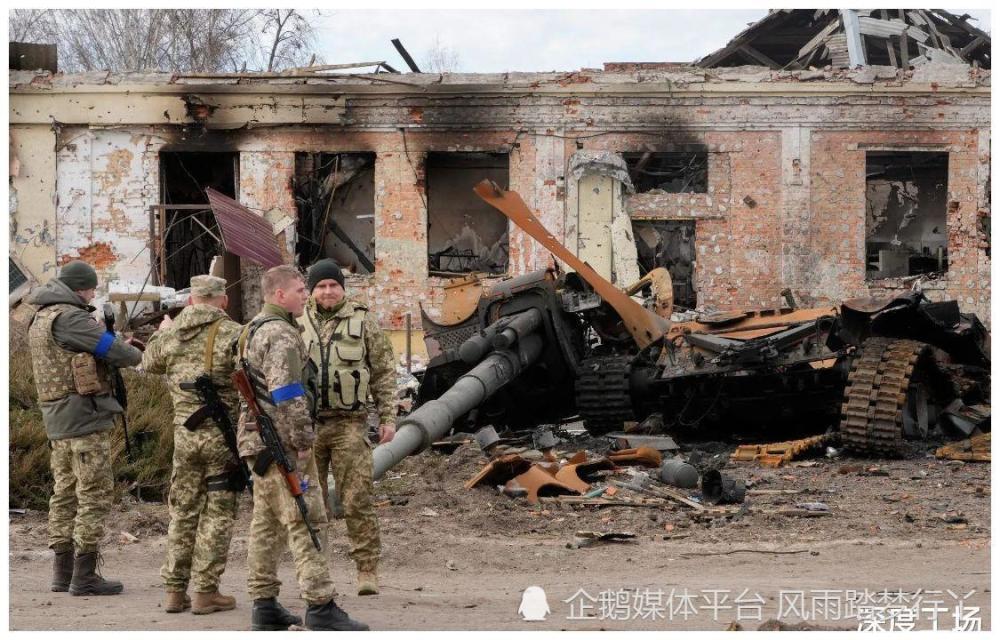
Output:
(372, 332), (544, 479)
(492, 308), (542, 350)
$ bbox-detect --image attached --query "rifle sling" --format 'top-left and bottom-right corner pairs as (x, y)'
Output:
(203, 317), (225, 374)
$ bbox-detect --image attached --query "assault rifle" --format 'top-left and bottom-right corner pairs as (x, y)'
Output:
(179, 374), (251, 492)
(232, 367), (322, 551)
(102, 303), (134, 463)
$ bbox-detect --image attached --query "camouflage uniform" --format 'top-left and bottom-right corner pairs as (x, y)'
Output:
(25, 277), (142, 555)
(237, 302), (335, 605)
(141, 278), (243, 596)
(300, 296), (396, 574)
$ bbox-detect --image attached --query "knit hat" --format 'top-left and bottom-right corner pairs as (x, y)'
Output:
(190, 274), (227, 298)
(307, 259), (345, 291)
(57, 260), (98, 291)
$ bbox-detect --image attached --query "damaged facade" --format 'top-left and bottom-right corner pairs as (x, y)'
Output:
(9, 25), (992, 348)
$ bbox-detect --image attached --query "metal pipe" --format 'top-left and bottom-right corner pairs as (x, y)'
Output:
(458, 320), (502, 365)
(372, 332), (543, 479)
(405, 312), (412, 373)
(492, 308), (542, 350)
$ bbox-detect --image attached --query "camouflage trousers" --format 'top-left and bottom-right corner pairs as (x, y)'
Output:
(315, 411), (381, 571)
(161, 426), (240, 593)
(246, 451), (334, 605)
(48, 430), (114, 553)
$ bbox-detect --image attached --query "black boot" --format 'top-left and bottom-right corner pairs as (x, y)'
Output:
(251, 598), (303, 631)
(69, 551), (123, 596)
(305, 599), (370, 631)
(51, 549), (74, 592)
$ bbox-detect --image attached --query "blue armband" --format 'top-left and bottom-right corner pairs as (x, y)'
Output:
(271, 382), (306, 404)
(94, 331), (116, 358)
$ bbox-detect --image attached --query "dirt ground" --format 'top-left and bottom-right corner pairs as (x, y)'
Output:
(8, 435), (991, 631)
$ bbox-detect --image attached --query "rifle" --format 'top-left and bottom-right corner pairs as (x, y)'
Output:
(102, 304), (133, 463)
(232, 367), (322, 551)
(179, 374), (251, 492)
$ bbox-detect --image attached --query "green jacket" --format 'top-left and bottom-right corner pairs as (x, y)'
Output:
(26, 279), (142, 440)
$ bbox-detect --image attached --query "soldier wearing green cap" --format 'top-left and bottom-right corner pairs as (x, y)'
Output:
(25, 260), (143, 596)
(142, 274), (243, 615)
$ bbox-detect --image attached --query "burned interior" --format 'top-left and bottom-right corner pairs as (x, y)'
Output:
(632, 220), (697, 309)
(426, 152), (509, 276)
(294, 152), (376, 274)
(865, 151), (949, 279)
(623, 151), (708, 193)
(156, 151), (236, 289)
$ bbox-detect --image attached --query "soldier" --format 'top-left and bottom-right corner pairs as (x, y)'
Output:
(300, 259), (396, 596)
(141, 275), (243, 615)
(237, 265), (368, 632)
(25, 260), (143, 596)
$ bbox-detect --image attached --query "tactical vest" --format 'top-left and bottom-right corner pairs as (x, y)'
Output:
(28, 304), (82, 402)
(301, 304), (370, 412)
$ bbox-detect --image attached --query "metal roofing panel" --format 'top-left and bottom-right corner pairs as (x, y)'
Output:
(205, 187), (284, 268)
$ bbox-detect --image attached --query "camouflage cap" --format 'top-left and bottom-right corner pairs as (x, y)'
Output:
(190, 274), (227, 298)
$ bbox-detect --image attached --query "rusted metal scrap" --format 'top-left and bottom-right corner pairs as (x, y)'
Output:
(505, 465), (581, 505)
(607, 446), (663, 468)
(553, 458), (616, 493)
(464, 454), (532, 490)
(730, 433), (836, 467)
(205, 188), (283, 268)
(935, 432), (991, 462)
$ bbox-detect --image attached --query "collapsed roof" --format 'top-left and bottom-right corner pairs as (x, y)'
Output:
(696, 9), (990, 70)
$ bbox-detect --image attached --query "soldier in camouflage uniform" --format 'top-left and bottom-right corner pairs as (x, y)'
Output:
(141, 275), (243, 615)
(25, 260), (143, 596)
(300, 259), (396, 596)
(236, 265), (368, 632)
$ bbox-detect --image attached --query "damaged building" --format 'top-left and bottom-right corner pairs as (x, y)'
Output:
(8, 9), (992, 355)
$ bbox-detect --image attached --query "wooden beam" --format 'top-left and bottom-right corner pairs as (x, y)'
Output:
(881, 11), (898, 67)
(739, 44), (781, 69)
(841, 9), (867, 67)
(960, 35), (986, 57)
(796, 17), (841, 60)
(898, 10), (910, 68)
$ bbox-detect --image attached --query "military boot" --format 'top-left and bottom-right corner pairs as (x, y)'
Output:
(357, 566), (379, 596)
(193, 590), (236, 615)
(165, 591), (191, 613)
(251, 598), (302, 631)
(69, 551), (123, 596)
(51, 549), (74, 592)
(304, 599), (369, 631)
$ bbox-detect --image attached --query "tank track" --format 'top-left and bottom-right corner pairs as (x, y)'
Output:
(840, 338), (931, 456)
(576, 355), (635, 436)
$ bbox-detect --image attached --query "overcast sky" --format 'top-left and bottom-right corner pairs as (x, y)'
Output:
(313, 9), (992, 74)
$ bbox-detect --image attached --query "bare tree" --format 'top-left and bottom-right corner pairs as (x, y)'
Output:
(7, 8), (322, 73)
(253, 9), (319, 72)
(422, 34), (461, 73)
(9, 9), (58, 43)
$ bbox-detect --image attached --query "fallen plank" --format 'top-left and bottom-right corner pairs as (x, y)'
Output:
(611, 479), (706, 511)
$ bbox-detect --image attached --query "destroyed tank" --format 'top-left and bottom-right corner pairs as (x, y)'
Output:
(372, 182), (989, 477)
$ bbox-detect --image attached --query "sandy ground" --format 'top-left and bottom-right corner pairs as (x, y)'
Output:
(9, 438), (991, 631)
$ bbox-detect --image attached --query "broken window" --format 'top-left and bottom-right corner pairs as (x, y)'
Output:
(633, 220), (697, 310)
(157, 151), (236, 289)
(623, 151), (708, 193)
(426, 152), (509, 275)
(865, 152), (949, 279)
(294, 153), (376, 274)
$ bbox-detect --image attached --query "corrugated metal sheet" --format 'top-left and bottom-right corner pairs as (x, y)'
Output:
(858, 17), (909, 38)
(206, 187), (283, 268)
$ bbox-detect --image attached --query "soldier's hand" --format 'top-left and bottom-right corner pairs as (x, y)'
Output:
(297, 448), (311, 461)
(158, 314), (174, 330)
(126, 336), (146, 351)
(378, 423), (395, 444)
